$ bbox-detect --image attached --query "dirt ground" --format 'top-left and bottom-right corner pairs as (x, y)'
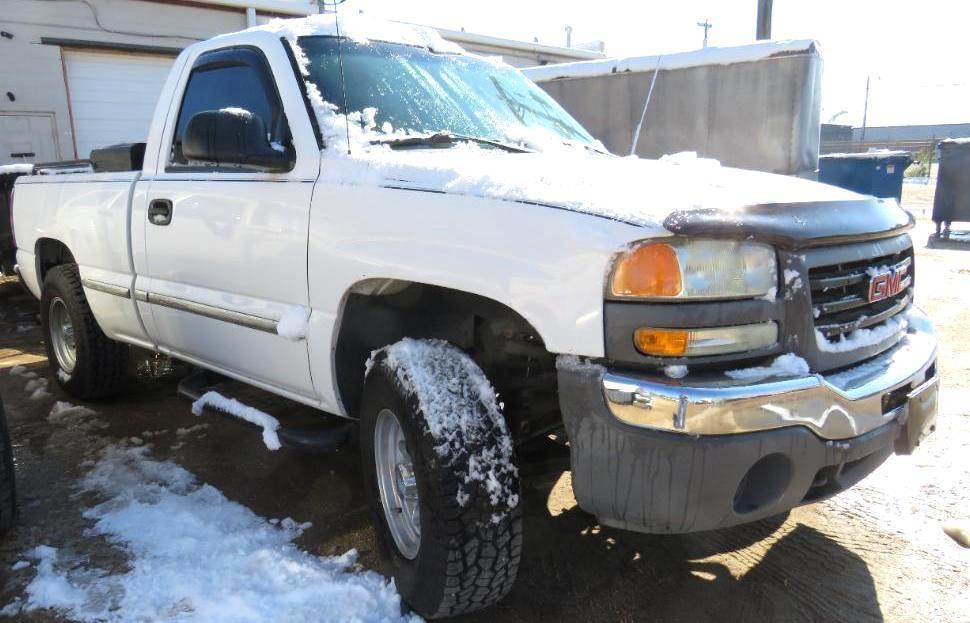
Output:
(0, 191), (967, 621)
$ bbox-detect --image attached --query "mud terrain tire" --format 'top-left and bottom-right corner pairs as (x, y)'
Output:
(41, 264), (128, 399)
(361, 339), (522, 619)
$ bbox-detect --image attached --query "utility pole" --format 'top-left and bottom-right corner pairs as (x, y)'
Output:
(697, 18), (712, 48)
(756, 0), (772, 39)
(860, 76), (871, 144)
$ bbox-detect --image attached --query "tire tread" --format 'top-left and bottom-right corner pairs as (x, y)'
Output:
(43, 264), (127, 399)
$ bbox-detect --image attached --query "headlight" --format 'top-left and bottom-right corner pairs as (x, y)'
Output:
(611, 239), (777, 300)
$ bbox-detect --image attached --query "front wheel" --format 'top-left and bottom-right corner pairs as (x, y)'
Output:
(361, 339), (522, 619)
(41, 264), (128, 399)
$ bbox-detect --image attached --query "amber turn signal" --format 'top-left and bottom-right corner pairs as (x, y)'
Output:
(633, 328), (689, 356)
(611, 242), (682, 298)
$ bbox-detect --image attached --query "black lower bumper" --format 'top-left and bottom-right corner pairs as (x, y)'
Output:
(558, 366), (902, 534)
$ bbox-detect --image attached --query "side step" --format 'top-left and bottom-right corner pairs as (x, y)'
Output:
(177, 369), (354, 455)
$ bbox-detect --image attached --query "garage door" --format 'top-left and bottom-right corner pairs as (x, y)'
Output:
(63, 50), (175, 160)
(0, 113), (59, 165)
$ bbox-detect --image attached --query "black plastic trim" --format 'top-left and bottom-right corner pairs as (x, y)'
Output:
(663, 198), (914, 249)
(604, 299), (783, 367)
(279, 36), (323, 150)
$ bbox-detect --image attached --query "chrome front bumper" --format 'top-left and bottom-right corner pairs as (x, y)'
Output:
(602, 307), (937, 440)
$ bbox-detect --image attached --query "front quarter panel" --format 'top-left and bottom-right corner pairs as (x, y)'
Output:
(306, 180), (656, 414)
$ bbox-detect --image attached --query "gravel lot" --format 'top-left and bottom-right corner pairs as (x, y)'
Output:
(0, 190), (967, 621)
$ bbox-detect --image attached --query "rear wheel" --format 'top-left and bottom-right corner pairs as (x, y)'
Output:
(41, 264), (128, 399)
(361, 339), (522, 619)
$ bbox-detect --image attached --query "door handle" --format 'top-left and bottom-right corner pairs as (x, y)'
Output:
(148, 199), (173, 226)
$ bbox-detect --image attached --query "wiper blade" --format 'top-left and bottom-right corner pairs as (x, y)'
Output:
(374, 132), (534, 153)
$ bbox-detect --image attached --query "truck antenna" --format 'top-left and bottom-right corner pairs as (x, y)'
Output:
(326, 0), (353, 155)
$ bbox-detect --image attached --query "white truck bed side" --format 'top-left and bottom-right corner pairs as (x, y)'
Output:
(14, 172), (153, 348)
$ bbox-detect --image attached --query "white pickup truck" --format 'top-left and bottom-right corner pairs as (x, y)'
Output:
(11, 15), (938, 618)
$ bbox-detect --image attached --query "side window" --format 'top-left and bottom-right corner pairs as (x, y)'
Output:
(169, 48), (291, 168)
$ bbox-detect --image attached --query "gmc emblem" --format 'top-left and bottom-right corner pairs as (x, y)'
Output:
(868, 264), (909, 303)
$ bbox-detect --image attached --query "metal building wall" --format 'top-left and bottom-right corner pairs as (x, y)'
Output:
(0, 0), (317, 164)
(530, 49), (823, 177)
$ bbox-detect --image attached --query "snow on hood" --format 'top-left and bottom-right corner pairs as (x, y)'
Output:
(322, 147), (865, 227)
(220, 15), (861, 227)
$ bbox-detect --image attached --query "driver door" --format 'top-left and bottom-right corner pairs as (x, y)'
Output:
(137, 46), (318, 399)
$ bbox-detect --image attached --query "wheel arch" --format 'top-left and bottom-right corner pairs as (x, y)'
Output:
(34, 238), (76, 286)
(332, 278), (561, 442)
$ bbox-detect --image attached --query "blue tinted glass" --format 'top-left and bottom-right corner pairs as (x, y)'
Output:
(172, 64), (275, 162)
(298, 37), (596, 147)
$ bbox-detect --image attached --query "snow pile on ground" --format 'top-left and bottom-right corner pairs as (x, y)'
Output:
(24, 377), (51, 400)
(45, 401), (107, 434)
(725, 353), (810, 380)
(376, 339), (519, 519)
(277, 305), (310, 341)
(191, 391), (281, 451)
(4, 444), (415, 622)
(47, 401), (96, 423)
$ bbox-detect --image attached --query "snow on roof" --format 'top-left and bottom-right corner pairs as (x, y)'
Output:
(236, 13), (465, 54)
(521, 39), (818, 82)
(941, 137), (970, 145)
(820, 149), (912, 160)
(0, 163), (34, 175)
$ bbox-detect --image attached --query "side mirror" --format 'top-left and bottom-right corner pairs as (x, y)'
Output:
(182, 109), (294, 172)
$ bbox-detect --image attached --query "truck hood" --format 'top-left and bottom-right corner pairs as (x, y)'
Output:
(327, 148), (911, 246)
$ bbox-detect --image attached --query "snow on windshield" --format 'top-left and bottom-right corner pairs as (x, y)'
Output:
(223, 15), (864, 228)
(241, 14), (595, 155)
(296, 36), (597, 152)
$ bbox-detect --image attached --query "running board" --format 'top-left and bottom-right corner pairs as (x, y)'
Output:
(177, 369), (354, 455)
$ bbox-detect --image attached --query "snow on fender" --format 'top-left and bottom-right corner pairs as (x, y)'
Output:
(368, 338), (519, 519)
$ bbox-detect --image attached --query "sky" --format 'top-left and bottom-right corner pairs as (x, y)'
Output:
(337, 0), (970, 129)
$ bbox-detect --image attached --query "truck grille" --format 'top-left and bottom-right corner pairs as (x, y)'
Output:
(809, 247), (913, 342)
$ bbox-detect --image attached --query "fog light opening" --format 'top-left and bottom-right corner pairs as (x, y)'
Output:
(733, 453), (792, 515)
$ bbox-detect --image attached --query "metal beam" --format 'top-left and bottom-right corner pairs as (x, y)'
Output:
(757, 0), (773, 40)
(40, 37), (183, 56)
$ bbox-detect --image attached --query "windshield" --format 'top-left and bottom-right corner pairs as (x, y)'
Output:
(297, 37), (599, 150)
